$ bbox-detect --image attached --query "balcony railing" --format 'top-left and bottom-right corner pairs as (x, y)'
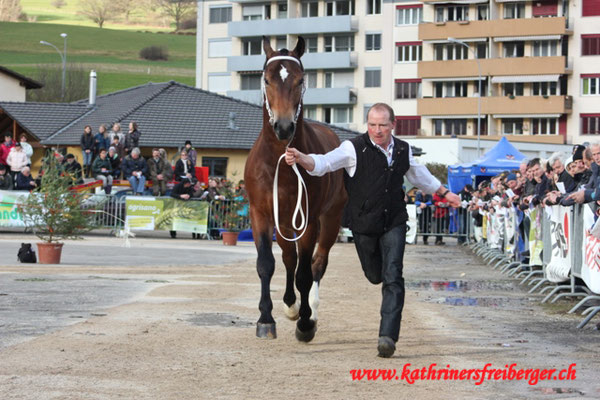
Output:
(228, 15), (357, 37)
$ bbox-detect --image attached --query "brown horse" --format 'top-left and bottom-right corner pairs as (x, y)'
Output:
(244, 37), (347, 342)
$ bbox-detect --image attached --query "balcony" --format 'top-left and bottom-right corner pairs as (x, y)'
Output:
(228, 51), (357, 72)
(227, 87), (357, 106)
(418, 95), (570, 116)
(419, 17), (569, 41)
(419, 56), (566, 79)
(228, 15), (357, 38)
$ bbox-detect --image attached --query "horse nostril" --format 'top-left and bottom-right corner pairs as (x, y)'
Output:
(274, 122), (279, 131)
(290, 122), (295, 134)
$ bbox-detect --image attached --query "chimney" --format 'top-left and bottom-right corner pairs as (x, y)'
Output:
(88, 70), (97, 107)
(228, 112), (239, 130)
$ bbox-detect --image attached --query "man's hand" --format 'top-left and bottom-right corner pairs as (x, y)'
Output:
(445, 192), (461, 208)
(157, 174), (163, 180)
(285, 148), (315, 172)
(180, 194), (190, 200)
(567, 190), (585, 204)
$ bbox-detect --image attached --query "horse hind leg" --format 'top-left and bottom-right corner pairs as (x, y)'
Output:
(276, 232), (299, 321)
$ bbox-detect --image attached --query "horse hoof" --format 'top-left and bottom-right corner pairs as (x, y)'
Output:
(256, 322), (277, 339)
(295, 320), (317, 342)
(283, 302), (300, 321)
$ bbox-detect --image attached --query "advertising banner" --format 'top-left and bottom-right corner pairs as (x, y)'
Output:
(126, 196), (208, 234)
(581, 205), (600, 294)
(528, 208), (543, 266)
(406, 204), (417, 244)
(546, 205), (571, 283)
(0, 190), (29, 228)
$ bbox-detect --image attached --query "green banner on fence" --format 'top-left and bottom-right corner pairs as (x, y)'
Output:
(0, 190), (29, 228)
(125, 196), (208, 234)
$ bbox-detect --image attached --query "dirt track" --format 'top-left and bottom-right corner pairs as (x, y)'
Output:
(0, 240), (598, 399)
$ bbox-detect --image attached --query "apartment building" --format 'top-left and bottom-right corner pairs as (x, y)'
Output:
(196, 0), (600, 145)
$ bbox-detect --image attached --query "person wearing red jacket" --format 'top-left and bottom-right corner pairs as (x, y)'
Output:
(433, 191), (449, 245)
(0, 134), (15, 167)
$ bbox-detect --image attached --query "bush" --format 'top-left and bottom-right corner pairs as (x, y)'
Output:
(179, 17), (196, 30)
(139, 45), (169, 61)
(425, 162), (448, 185)
(52, 0), (66, 8)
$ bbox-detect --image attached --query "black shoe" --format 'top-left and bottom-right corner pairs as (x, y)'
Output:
(377, 336), (396, 358)
(170, 230), (177, 238)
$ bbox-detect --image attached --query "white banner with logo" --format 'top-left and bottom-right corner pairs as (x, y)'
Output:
(504, 207), (516, 258)
(581, 205), (600, 294)
(546, 205), (571, 283)
(406, 204), (417, 244)
(0, 190), (29, 227)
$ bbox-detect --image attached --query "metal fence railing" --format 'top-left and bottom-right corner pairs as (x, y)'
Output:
(415, 206), (472, 243)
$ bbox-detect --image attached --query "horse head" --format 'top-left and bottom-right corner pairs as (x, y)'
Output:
(262, 36), (306, 142)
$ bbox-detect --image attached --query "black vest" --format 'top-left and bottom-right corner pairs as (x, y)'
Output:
(344, 133), (410, 235)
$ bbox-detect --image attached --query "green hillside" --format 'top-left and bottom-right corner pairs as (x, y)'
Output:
(0, 21), (196, 96)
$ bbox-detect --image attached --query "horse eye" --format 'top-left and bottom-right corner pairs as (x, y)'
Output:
(264, 78), (269, 86)
(298, 78), (304, 86)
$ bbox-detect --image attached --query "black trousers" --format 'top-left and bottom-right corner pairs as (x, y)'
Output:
(353, 224), (407, 342)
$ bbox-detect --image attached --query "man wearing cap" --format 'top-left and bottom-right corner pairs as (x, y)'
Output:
(285, 103), (460, 357)
(184, 141), (197, 167)
(171, 177), (195, 200)
(63, 154), (83, 185)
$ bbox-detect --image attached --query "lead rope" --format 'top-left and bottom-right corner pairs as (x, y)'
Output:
(262, 55), (309, 242)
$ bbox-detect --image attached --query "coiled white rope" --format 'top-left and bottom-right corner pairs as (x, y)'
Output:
(273, 151), (309, 242)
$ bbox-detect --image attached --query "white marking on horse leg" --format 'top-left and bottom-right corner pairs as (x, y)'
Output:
(309, 281), (319, 322)
(279, 65), (289, 82)
(283, 300), (299, 320)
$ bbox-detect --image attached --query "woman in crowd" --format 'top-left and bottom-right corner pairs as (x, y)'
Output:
(19, 134), (33, 166)
(124, 122), (141, 156)
(92, 148), (113, 194)
(174, 149), (194, 182)
(6, 142), (28, 181)
(94, 124), (110, 156)
(80, 125), (95, 178)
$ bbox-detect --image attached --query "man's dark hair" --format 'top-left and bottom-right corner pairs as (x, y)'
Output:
(367, 103), (395, 124)
(527, 158), (541, 169)
(65, 153), (75, 160)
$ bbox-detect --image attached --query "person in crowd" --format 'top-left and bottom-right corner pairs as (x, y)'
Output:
(108, 146), (122, 179)
(122, 147), (147, 195)
(109, 122), (125, 145)
(19, 134), (33, 166)
(198, 177), (226, 201)
(0, 165), (12, 190)
(124, 122), (141, 156)
(63, 154), (83, 185)
(415, 189), (433, 245)
(568, 143), (600, 204)
(94, 124), (110, 156)
(548, 152), (576, 193)
(171, 177), (195, 200)
(110, 135), (125, 160)
(6, 142), (28, 181)
(174, 149), (194, 182)
(285, 102), (460, 357)
(14, 166), (36, 191)
(432, 190), (449, 245)
(457, 184), (473, 244)
(92, 148), (113, 194)
(147, 148), (169, 196)
(80, 125), (95, 178)
(0, 134), (15, 167)
(184, 141), (197, 167)
(158, 148), (173, 181)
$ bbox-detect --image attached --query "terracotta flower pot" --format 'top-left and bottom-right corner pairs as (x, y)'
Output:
(222, 231), (239, 246)
(36, 242), (64, 264)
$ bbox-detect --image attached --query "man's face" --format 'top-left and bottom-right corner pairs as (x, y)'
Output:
(132, 153), (139, 160)
(4, 136), (10, 144)
(152, 150), (159, 159)
(573, 160), (585, 174)
(67, 158), (74, 164)
(100, 151), (107, 159)
(591, 145), (600, 165)
(507, 180), (517, 190)
(367, 108), (394, 148)
(530, 164), (543, 179)
(109, 149), (115, 157)
(519, 163), (527, 174)
(552, 159), (564, 175)
(22, 169), (29, 176)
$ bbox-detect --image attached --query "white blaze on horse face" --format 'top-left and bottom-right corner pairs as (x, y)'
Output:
(309, 281), (319, 322)
(279, 65), (289, 82)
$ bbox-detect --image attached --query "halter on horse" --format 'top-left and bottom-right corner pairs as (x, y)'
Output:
(244, 37), (347, 341)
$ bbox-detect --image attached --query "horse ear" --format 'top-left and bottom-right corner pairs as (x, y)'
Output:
(263, 36), (275, 59)
(292, 36), (305, 59)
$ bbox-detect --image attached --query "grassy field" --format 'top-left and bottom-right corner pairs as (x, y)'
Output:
(0, 21), (196, 96)
(20, 0), (173, 31)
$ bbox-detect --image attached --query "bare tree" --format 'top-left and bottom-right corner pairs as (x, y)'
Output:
(153, 0), (195, 31)
(52, 0), (66, 9)
(77, 0), (116, 28)
(0, 0), (23, 22)
(27, 64), (89, 103)
(113, 0), (137, 22)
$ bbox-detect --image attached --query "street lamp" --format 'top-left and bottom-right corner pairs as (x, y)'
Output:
(40, 33), (68, 100)
(448, 37), (482, 158)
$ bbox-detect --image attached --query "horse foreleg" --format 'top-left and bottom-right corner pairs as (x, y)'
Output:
(276, 231), (299, 320)
(255, 229), (277, 339)
(295, 222), (319, 342)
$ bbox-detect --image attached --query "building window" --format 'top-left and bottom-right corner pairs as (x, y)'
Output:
(503, 41), (525, 58)
(583, 0), (600, 16)
(209, 6), (232, 23)
(582, 114), (600, 134)
(433, 119), (467, 136)
(532, 0), (558, 17)
(363, 104), (372, 123)
(305, 106), (317, 120)
(242, 38), (262, 55)
(475, 79), (488, 97)
(365, 69), (381, 88)
(503, 82), (524, 96)
(533, 40), (558, 57)
(324, 107), (354, 124)
(504, 2), (525, 18)
(278, 3), (288, 18)
(395, 117), (420, 136)
(305, 36), (318, 53)
(476, 43), (488, 59)
(366, 33), (381, 51)
(434, 81), (468, 97)
(433, 43), (468, 60)
(242, 4), (270, 20)
(533, 81), (558, 95)
(305, 71), (317, 89)
(202, 157), (228, 177)
(395, 79), (421, 99)
(324, 72), (333, 88)
(208, 39), (232, 58)
(582, 34), (600, 55)
(396, 5), (422, 25)
(326, 0), (355, 16)
(531, 118), (557, 135)
(435, 5), (468, 22)
(367, 0), (381, 15)
(302, 2), (319, 17)
(502, 118), (524, 134)
(324, 35), (355, 52)
(582, 75), (600, 95)
(241, 74), (261, 90)
(276, 36), (287, 50)
(396, 42), (422, 63)
(477, 4), (489, 20)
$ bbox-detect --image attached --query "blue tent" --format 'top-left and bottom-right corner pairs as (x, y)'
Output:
(447, 137), (527, 193)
